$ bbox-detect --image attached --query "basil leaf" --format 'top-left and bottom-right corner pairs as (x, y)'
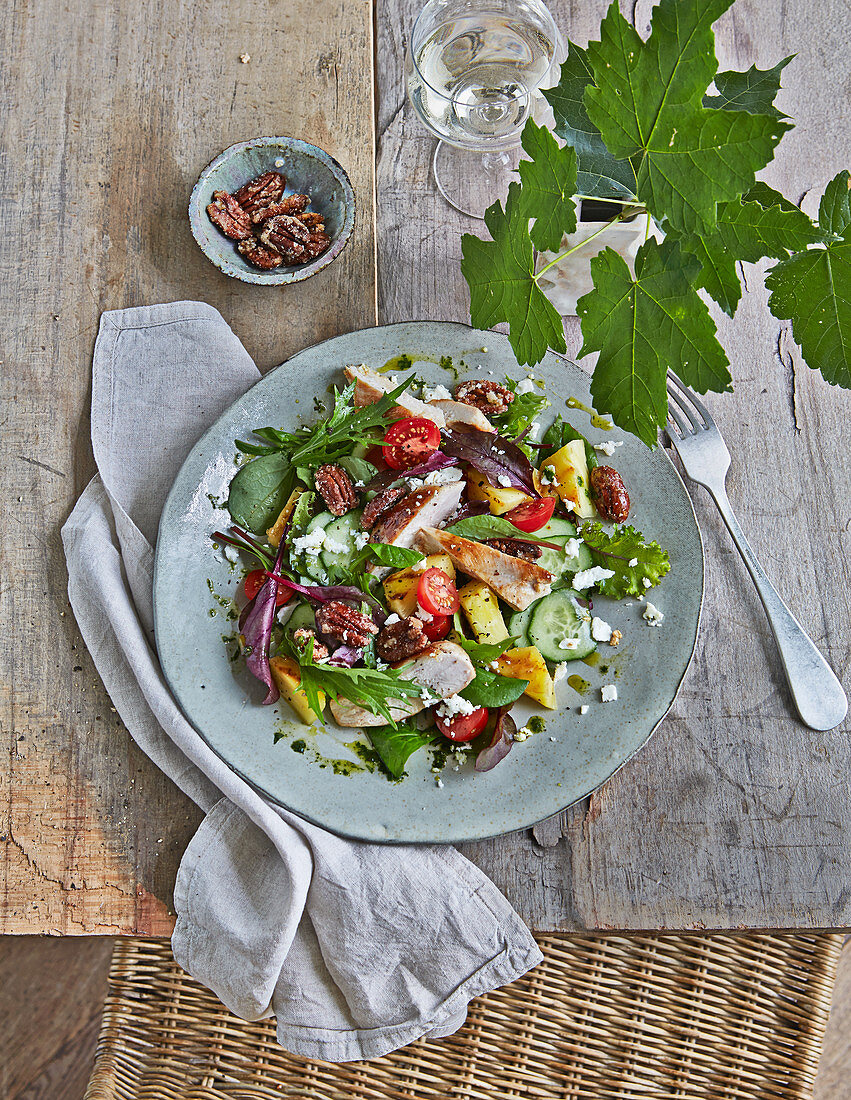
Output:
(451, 620), (518, 665)
(338, 456), (378, 485)
(447, 515), (554, 543)
(367, 724), (438, 778)
(226, 455), (294, 534)
(461, 668), (528, 708)
(367, 544), (424, 569)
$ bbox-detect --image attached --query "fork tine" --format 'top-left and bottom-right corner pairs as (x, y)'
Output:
(666, 401), (691, 438)
(667, 370), (712, 427)
(666, 375), (705, 433)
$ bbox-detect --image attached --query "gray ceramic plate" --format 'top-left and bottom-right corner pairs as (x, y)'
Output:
(154, 321), (703, 843)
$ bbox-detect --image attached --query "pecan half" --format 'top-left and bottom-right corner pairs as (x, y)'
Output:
(375, 617), (429, 663)
(292, 627), (329, 662)
(590, 465), (630, 523)
(236, 237), (283, 270)
(206, 191), (252, 240)
(315, 464), (358, 516)
(259, 214), (312, 263)
(303, 230), (331, 260)
(483, 537), (542, 561)
(315, 601), (378, 646)
(360, 484), (407, 530)
(249, 193), (310, 225)
(454, 379), (514, 415)
(233, 171), (286, 216)
(297, 211), (326, 230)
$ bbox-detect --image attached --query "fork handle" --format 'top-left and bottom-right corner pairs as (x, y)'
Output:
(707, 485), (847, 731)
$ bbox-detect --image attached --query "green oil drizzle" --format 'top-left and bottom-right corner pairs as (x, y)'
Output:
(582, 651), (601, 667)
(206, 578), (239, 620)
(566, 396), (613, 431)
(567, 674), (591, 695)
(527, 715), (546, 734)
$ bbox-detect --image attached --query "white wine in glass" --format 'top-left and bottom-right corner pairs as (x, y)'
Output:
(406, 0), (561, 218)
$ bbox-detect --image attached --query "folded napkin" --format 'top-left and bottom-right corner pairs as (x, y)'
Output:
(62, 301), (542, 1062)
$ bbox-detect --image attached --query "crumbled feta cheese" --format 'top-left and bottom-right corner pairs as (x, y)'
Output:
(549, 736), (557, 742)
(513, 730), (529, 742)
(434, 777), (444, 789)
(528, 420), (542, 440)
(643, 577), (653, 588)
(516, 377), (536, 394)
(593, 440), (623, 457)
(573, 566), (615, 590)
(553, 662), (568, 683)
(423, 383), (452, 401)
(564, 537), (583, 558)
(601, 684), (618, 702)
(375, 659), (388, 670)
(354, 530), (370, 550)
(558, 638), (580, 651)
(643, 602), (665, 626)
(591, 616), (613, 643)
(412, 557), (429, 571)
(222, 543), (240, 564)
(540, 466), (558, 485)
(384, 613), (400, 626)
(423, 467), (463, 486)
(628, 557), (638, 567)
(291, 528), (327, 557)
(406, 478), (424, 490)
(579, 705), (589, 715)
(436, 694), (478, 719)
(419, 687), (440, 706)
(322, 535), (348, 555)
(496, 474), (513, 487)
(414, 606), (433, 622)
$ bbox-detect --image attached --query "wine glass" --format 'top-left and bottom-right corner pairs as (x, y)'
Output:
(406, 0), (562, 219)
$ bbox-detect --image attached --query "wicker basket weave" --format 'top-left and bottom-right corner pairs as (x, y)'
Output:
(84, 932), (841, 1100)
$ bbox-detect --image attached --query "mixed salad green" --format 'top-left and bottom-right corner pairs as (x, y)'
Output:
(213, 362), (670, 779)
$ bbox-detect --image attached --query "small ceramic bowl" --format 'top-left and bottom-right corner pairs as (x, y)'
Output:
(189, 136), (356, 285)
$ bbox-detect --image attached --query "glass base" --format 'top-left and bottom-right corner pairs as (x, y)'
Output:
(432, 141), (522, 220)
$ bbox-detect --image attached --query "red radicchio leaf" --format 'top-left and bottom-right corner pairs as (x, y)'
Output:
(273, 576), (384, 615)
(328, 644), (364, 667)
(366, 451), (458, 492)
(440, 425), (537, 496)
(242, 539), (288, 705)
(475, 708), (516, 772)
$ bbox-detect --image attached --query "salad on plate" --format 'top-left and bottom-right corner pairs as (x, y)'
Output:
(213, 362), (670, 779)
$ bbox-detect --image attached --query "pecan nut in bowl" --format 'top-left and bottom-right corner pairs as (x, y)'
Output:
(236, 237), (283, 270)
(297, 211), (326, 230)
(590, 465), (631, 523)
(454, 380), (514, 415)
(249, 193), (310, 224)
(315, 602), (378, 647)
(292, 628), (329, 662)
(483, 537), (542, 562)
(315, 464), (358, 516)
(206, 191), (252, 240)
(302, 230), (332, 260)
(233, 170), (286, 217)
(360, 484), (407, 530)
(375, 617), (429, 663)
(259, 214), (312, 264)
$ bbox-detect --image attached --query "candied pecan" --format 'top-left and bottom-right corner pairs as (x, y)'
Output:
(297, 211), (326, 230)
(454, 379), (514, 415)
(259, 214), (312, 263)
(360, 484), (407, 530)
(483, 537), (542, 561)
(590, 465), (630, 522)
(375, 617), (429, 663)
(249, 193), (310, 225)
(206, 191), (252, 240)
(233, 171), (286, 216)
(292, 627), (329, 662)
(315, 601), (378, 646)
(315, 464), (358, 516)
(236, 237), (283, 270)
(303, 230), (331, 260)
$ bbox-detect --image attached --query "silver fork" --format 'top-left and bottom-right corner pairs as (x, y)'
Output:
(665, 371), (847, 732)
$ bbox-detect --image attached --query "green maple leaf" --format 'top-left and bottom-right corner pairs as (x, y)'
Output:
(461, 181), (566, 366)
(583, 0), (791, 235)
(577, 238), (732, 446)
(543, 41), (638, 200)
(704, 56), (794, 118)
(517, 119), (578, 253)
(766, 170), (851, 387)
(580, 522), (671, 598)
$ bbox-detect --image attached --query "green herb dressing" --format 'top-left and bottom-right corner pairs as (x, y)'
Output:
(566, 396), (613, 431)
(567, 674), (591, 695)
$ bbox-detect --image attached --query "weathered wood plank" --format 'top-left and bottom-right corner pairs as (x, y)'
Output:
(376, 0), (851, 928)
(0, 0), (376, 934)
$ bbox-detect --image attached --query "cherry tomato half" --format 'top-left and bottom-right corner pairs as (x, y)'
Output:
(421, 612), (452, 642)
(383, 417), (441, 470)
(244, 569), (291, 608)
(504, 497), (556, 533)
(417, 568), (460, 616)
(436, 706), (490, 742)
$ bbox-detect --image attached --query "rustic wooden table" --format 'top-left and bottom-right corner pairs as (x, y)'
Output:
(1, 0), (849, 936)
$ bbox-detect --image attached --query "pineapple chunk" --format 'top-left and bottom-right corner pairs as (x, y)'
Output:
(538, 440), (595, 518)
(269, 655), (325, 725)
(383, 553), (456, 616)
(496, 646), (556, 709)
(466, 469), (532, 515)
(266, 488), (305, 547)
(458, 581), (509, 643)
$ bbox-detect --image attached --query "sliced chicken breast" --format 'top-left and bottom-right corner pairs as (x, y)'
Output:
(371, 480), (464, 548)
(416, 526), (553, 611)
(344, 363), (445, 428)
(328, 641), (475, 728)
(428, 398), (494, 432)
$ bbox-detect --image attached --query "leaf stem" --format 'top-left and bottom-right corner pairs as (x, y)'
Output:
(574, 194), (644, 207)
(533, 213), (626, 281)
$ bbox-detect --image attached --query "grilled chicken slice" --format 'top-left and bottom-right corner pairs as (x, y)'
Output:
(416, 526), (553, 610)
(344, 363), (445, 428)
(328, 641), (475, 728)
(371, 481), (464, 548)
(428, 398), (494, 433)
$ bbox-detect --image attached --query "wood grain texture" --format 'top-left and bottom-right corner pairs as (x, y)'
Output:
(376, 0), (851, 928)
(0, 0), (376, 934)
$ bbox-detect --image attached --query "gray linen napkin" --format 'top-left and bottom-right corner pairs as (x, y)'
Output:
(61, 301), (542, 1062)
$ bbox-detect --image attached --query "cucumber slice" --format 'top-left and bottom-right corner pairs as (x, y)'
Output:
(306, 510), (334, 534)
(320, 511), (363, 572)
(508, 606), (535, 649)
(536, 544), (573, 583)
(528, 588), (596, 663)
(536, 517), (578, 541)
(283, 601), (316, 638)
